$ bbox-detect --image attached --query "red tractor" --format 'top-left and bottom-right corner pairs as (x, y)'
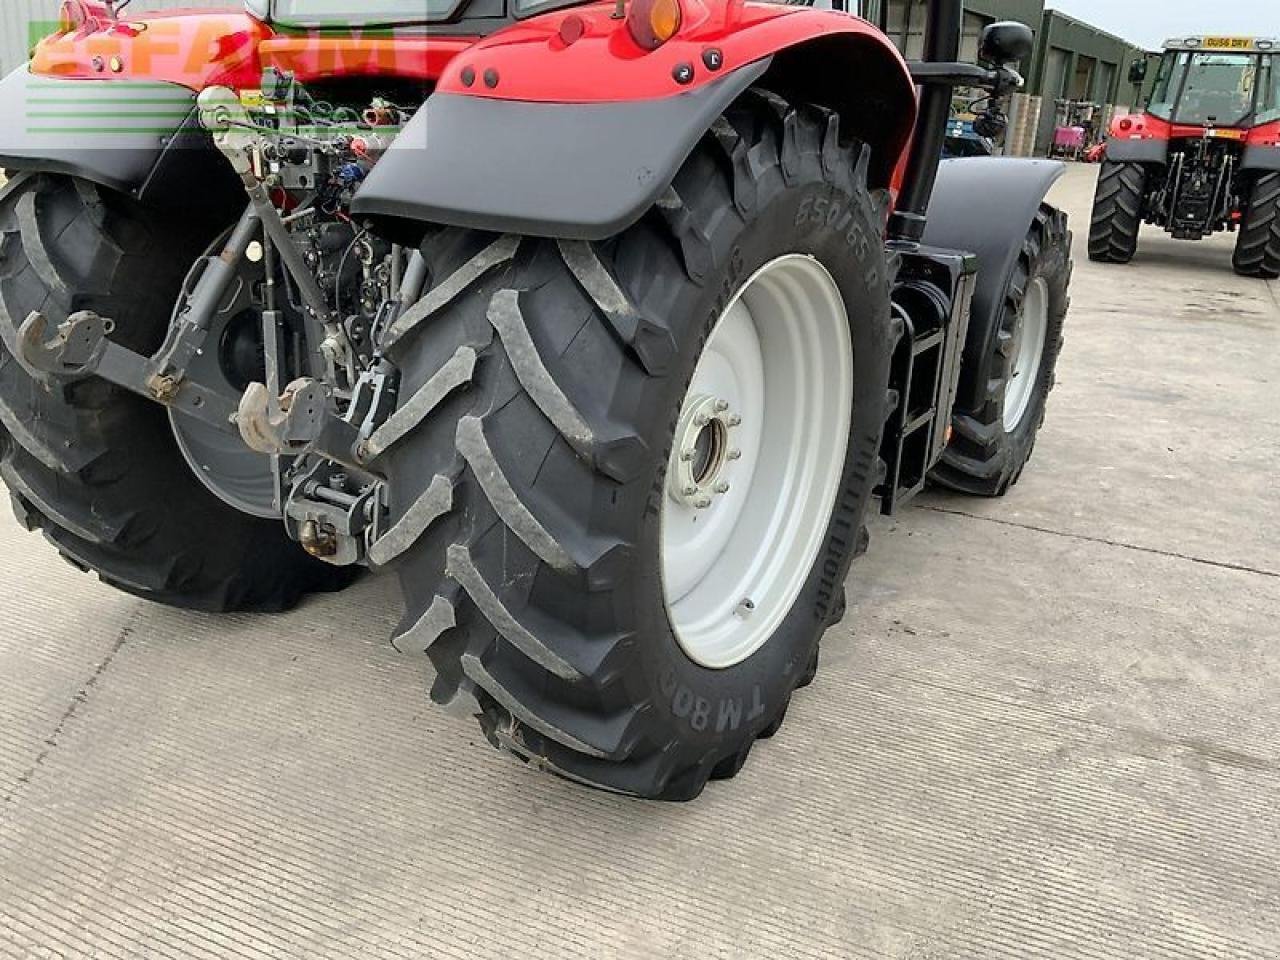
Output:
(0, 0), (1072, 798)
(1090, 36), (1280, 276)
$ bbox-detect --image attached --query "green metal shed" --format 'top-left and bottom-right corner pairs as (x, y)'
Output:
(1028, 8), (1154, 152)
(863, 2), (1155, 156)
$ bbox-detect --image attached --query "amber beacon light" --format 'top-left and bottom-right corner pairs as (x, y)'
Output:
(627, 0), (683, 50)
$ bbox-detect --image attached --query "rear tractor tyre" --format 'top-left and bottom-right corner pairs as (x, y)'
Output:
(372, 91), (896, 799)
(931, 205), (1071, 497)
(0, 173), (353, 611)
(1232, 173), (1280, 279)
(1088, 160), (1144, 264)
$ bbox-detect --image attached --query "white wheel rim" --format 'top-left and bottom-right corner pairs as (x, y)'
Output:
(1003, 276), (1049, 433)
(659, 255), (853, 670)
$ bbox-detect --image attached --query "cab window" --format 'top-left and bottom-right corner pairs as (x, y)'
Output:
(1172, 53), (1259, 127)
(1148, 53), (1188, 121)
(1258, 56), (1280, 124)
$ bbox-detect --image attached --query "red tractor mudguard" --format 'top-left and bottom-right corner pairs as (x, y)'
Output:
(352, 2), (916, 241)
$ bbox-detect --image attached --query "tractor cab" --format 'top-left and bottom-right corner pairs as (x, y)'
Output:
(1145, 37), (1279, 132)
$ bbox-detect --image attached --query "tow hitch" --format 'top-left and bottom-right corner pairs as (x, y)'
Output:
(15, 83), (422, 567)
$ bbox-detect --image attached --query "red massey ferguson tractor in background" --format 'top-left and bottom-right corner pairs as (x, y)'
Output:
(0, 0), (1072, 799)
(1090, 36), (1280, 277)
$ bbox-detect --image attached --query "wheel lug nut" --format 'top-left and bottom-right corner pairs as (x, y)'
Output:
(714, 481), (730, 494)
(694, 414), (710, 427)
(682, 484), (697, 496)
(714, 399), (729, 413)
(680, 449), (696, 462)
(727, 414), (742, 427)
(694, 497), (712, 509)
(727, 448), (742, 461)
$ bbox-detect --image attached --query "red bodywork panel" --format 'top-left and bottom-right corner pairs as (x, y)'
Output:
(1108, 111), (1266, 143)
(27, 2), (915, 188)
(31, 10), (272, 90)
(434, 1), (910, 104)
(1247, 120), (1280, 148)
(30, 2), (909, 109)
(1107, 113), (1172, 142)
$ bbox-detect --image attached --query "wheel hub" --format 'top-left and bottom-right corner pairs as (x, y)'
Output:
(668, 394), (742, 510)
(659, 254), (854, 670)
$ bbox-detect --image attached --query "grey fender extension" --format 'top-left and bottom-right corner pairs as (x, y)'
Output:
(351, 59), (771, 241)
(923, 157), (1067, 411)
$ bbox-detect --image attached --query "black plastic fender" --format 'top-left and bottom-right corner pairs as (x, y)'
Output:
(0, 67), (189, 189)
(1105, 137), (1169, 165)
(1242, 144), (1280, 173)
(0, 67), (239, 216)
(351, 59), (770, 242)
(922, 157), (1066, 410)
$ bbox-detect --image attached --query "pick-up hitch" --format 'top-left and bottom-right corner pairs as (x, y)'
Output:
(19, 309), (241, 431)
(18, 307), (382, 473)
(16, 82), (418, 567)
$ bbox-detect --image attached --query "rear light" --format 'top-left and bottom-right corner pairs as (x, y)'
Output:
(627, 0), (682, 51)
(1118, 118), (1133, 132)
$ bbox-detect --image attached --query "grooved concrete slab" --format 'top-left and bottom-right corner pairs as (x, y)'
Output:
(1, 164), (1278, 959)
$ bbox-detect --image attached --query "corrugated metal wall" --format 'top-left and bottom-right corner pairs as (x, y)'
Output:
(2, 1), (231, 75)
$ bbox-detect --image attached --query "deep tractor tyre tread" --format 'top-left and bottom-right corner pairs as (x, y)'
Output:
(377, 90), (895, 799)
(1232, 173), (1280, 279)
(0, 173), (352, 611)
(1088, 160), (1144, 264)
(931, 205), (1072, 497)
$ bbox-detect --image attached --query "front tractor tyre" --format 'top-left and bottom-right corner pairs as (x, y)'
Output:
(373, 91), (895, 799)
(1232, 173), (1280, 279)
(1088, 160), (1145, 264)
(931, 205), (1071, 496)
(0, 173), (353, 611)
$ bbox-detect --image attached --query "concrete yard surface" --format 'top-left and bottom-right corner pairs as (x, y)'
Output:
(1, 163), (1278, 959)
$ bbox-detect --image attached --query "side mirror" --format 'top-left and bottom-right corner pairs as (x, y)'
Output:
(1128, 60), (1149, 84)
(979, 21), (1035, 66)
